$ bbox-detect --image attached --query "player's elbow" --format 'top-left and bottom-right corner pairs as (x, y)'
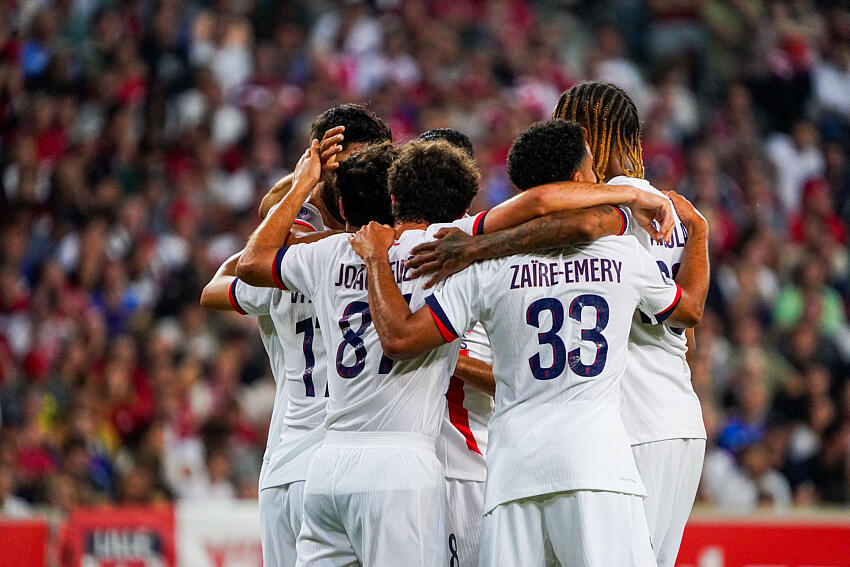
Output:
(669, 299), (702, 328)
(381, 335), (422, 361)
(575, 214), (601, 242)
(199, 285), (214, 308)
(235, 254), (267, 287)
(527, 185), (558, 217)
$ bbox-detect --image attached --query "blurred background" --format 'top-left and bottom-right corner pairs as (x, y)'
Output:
(1, 0), (850, 565)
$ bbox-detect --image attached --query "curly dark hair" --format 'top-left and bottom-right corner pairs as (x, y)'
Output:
(507, 119), (589, 191)
(336, 142), (398, 228)
(310, 103), (393, 147)
(417, 128), (475, 159)
(388, 140), (480, 224)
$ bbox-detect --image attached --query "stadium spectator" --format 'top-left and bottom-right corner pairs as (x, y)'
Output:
(0, 0), (848, 520)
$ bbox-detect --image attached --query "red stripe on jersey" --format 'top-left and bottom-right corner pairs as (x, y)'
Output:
(427, 306), (458, 342)
(293, 219), (317, 230)
(655, 283), (682, 323)
(446, 376), (482, 455)
(473, 210), (488, 235)
(616, 207), (628, 235)
(228, 279), (247, 315)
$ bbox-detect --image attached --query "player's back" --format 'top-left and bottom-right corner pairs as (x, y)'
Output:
(608, 176), (706, 444)
(429, 236), (681, 512)
(279, 223), (475, 438)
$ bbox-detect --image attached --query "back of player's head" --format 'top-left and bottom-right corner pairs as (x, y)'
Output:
(552, 82), (643, 182)
(389, 140), (480, 224)
(508, 120), (588, 190)
(417, 128), (475, 159)
(336, 141), (398, 228)
(310, 103), (393, 148)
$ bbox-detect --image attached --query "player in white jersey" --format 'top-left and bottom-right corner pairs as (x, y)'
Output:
(418, 128), (494, 567)
(407, 88), (710, 567)
(349, 120), (705, 566)
(201, 104), (394, 567)
(235, 136), (678, 566)
(554, 83), (709, 567)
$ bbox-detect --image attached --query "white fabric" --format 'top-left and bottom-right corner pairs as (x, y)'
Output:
(445, 478), (485, 567)
(478, 490), (656, 567)
(233, 202), (331, 490)
(608, 176), (706, 446)
(428, 236), (681, 512)
(276, 214), (486, 438)
(631, 438), (705, 567)
(259, 481), (305, 567)
(295, 432), (446, 567)
(437, 324), (493, 482)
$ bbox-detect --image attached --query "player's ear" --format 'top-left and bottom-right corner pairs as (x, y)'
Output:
(338, 197), (347, 222)
(571, 170), (584, 182)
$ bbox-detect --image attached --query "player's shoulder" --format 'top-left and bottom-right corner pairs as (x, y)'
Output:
(607, 175), (663, 197)
(296, 201), (327, 231)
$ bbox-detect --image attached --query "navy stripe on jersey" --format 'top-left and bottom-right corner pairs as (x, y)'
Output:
(273, 246), (289, 290)
(425, 294), (460, 342)
(473, 211), (488, 235)
(616, 207), (628, 236)
(655, 283), (682, 323)
(228, 279), (248, 315)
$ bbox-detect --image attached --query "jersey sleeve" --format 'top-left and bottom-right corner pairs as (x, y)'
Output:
(230, 278), (275, 317)
(449, 211), (489, 236)
(424, 265), (483, 343)
(293, 203), (325, 231)
(274, 239), (327, 296)
(634, 243), (682, 325)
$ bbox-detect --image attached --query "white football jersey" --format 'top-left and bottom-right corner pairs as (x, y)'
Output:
(427, 236), (682, 513)
(231, 202), (331, 489)
(274, 213), (487, 438)
(437, 323), (493, 481)
(608, 176), (706, 445)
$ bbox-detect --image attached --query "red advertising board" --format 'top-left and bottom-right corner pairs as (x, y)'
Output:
(677, 518), (850, 567)
(0, 519), (48, 567)
(60, 506), (176, 567)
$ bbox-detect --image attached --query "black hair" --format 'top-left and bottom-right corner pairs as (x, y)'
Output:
(417, 128), (475, 159)
(507, 119), (589, 191)
(336, 142), (398, 228)
(388, 140), (480, 224)
(310, 103), (393, 147)
(552, 82), (643, 181)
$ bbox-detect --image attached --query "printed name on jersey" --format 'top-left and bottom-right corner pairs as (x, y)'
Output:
(290, 291), (312, 304)
(650, 222), (688, 248)
(333, 258), (413, 290)
(509, 257), (622, 289)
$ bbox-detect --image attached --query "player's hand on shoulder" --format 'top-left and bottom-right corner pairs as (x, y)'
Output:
(629, 190), (675, 244)
(292, 139), (323, 192)
(664, 190), (707, 232)
(407, 227), (474, 289)
(349, 221), (395, 260)
(319, 126), (345, 173)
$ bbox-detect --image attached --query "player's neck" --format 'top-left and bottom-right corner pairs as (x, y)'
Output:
(310, 184), (345, 230)
(393, 221), (428, 237)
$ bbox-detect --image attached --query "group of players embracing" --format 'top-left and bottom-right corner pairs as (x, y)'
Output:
(200, 81), (710, 567)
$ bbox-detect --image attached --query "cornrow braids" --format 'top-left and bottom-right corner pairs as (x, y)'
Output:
(552, 82), (644, 182)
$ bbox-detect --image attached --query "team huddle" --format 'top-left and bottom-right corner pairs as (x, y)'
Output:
(200, 82), (710, 567)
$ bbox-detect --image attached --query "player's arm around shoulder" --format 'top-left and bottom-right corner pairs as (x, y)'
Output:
(665, 191), (709, 328)
(349, 222), (453, 360)
(201, 251), (274, 315)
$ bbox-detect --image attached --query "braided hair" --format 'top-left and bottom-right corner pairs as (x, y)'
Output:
(552, 82), (644, 182)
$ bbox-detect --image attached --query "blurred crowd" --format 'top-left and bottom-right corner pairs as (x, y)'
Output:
(1, 0), (850, 520)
